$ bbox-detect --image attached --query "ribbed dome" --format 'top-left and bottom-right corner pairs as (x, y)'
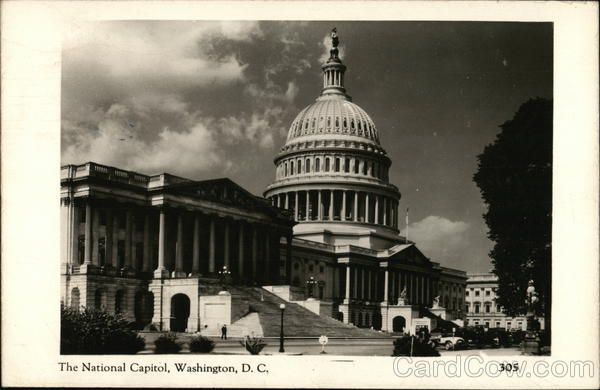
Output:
(286, 98), (380, 145)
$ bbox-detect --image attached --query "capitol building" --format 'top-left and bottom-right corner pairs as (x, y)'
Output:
(60, 31), (467, 337)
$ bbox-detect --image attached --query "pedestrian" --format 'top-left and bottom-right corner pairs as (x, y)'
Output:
(221, 324), (227, 340)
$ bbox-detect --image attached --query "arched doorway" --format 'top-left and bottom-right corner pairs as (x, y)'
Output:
(392, 316), (406, 333)
(134, 291), (154, 329)
(170, 294), (190, 332)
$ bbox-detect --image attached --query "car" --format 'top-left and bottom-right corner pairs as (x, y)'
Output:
(432, 335), (466, 350)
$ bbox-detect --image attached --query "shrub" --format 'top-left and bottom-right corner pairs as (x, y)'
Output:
(61, 305), (146, 354)
(154, 333), (182, 354)
(392, 335), (440, 357)
(189, 336), (215, 353)
(239, 335), (267, 355)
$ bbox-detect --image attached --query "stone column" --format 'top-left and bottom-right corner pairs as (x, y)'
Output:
(344, 264), (351, 303)
(329, 190), (334, 220)
(71, 205), (80, 266)
(305, 191), (310, 220)
(367, 269), (372, 301)
(154, 208), (168, 278)
(294, 191), (299, 221)
(361, 267), (366, 300)
(285, 234), (292, 284)
(143, 214), (150, 272)
(383, 197), (388, 226)
(365, 193), (370, 223)
(209, 217), (216, 274)
(341, 190), (347, 221)
(353, 192), (358, 222)
(277, 195), (281, 208)
(353, 266), (358, 299)
(285, 193), (289, 209)
(91, 208), (100, 265)
(105, 209), (113, 268)
(264, 229), (270, 282)
(237, 223), (244, 277)
(111, 211), (119, 268)
(252, 226), (258, 279)
(223, 219), (230, 268)
(383, 267), (389, 304)
(124, 210), (132, 268)
(83, 202), (93, 266)
(173, 213), (184, 277)
(318, 190), (323, 220)
(190, 214), (200, 275)
(374, 195), (379, 225)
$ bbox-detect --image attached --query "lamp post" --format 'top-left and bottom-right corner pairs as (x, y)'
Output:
(523, 279), (541, 355)
(218, 265), (231, 291)
(306, 276), (318, 299)
(279, 303), (286, 353)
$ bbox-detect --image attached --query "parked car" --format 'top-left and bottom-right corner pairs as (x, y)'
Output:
(437, 335), (466, 350)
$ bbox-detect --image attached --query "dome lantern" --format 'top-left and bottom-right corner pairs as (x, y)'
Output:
(320, 28), (349, 100)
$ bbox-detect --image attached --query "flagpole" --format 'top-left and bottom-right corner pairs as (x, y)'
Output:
(405, 207), (409, 244)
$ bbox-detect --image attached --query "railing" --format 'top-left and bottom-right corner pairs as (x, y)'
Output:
(62, 162), (150, 188)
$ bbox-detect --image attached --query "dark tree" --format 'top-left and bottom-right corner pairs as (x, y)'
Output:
(473, 98), (552, 331)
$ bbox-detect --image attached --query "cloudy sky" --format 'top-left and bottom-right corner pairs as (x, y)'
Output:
(61, 21), (552, 273)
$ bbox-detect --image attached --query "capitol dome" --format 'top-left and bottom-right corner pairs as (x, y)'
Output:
(286, 98), (380, 146)
(264, 29), (402, 250)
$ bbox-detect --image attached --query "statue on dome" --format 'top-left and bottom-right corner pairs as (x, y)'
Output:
(432, 295), (441, 309)
(331, 28), (339, 48)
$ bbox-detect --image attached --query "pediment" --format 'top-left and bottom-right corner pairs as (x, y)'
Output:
(387, 244), (432, 266)
(166, 178), (269, 211)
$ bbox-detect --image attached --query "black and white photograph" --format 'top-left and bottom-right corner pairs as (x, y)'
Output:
(59, 19), (553, 356)
(1, 1), (598, 389)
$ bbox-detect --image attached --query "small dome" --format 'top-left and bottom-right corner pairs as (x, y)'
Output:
(285, 98), (380, 145)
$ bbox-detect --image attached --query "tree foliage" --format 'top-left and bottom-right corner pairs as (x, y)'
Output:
(61, 305), (146, 354)
(473, 98), (552, 320)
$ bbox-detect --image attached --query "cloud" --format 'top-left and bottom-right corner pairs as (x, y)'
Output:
(62, 99), (221, 177)
(400, 216), (470, 264)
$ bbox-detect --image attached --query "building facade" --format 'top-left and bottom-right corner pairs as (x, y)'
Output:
(465, 273), (545, 331)
(60, 31), (469, 336)
(264, 32), (467, 332)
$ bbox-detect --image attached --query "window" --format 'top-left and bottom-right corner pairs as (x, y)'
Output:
(315, 158), (320, 172)
(117, 240), (125, 268)
(325, 158), (330, 171)
(354, 159), (359, 174)
(475, 290), (480, 297)
(496, 305), (502, 313)
(297, 160), (302, 174)
(335, 158), (340, 172)
(290, 161), (294, 175)
(474, 303), (480, 314)
(485, 304), (491, 313)
(308, 264), (314, 272)
(306, 159), (311, 173)
(485, 290), (491, 296)
(465, 291), (470, 297)
(507, 321), (512, 329)
(495, 321), (501, 328)
(484, 321), (490, 328)
(319, 265), (324, 273)
(345, 158), (350, 173)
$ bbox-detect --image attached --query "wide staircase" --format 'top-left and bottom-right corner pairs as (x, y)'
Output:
(227, 286), (389, 338)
